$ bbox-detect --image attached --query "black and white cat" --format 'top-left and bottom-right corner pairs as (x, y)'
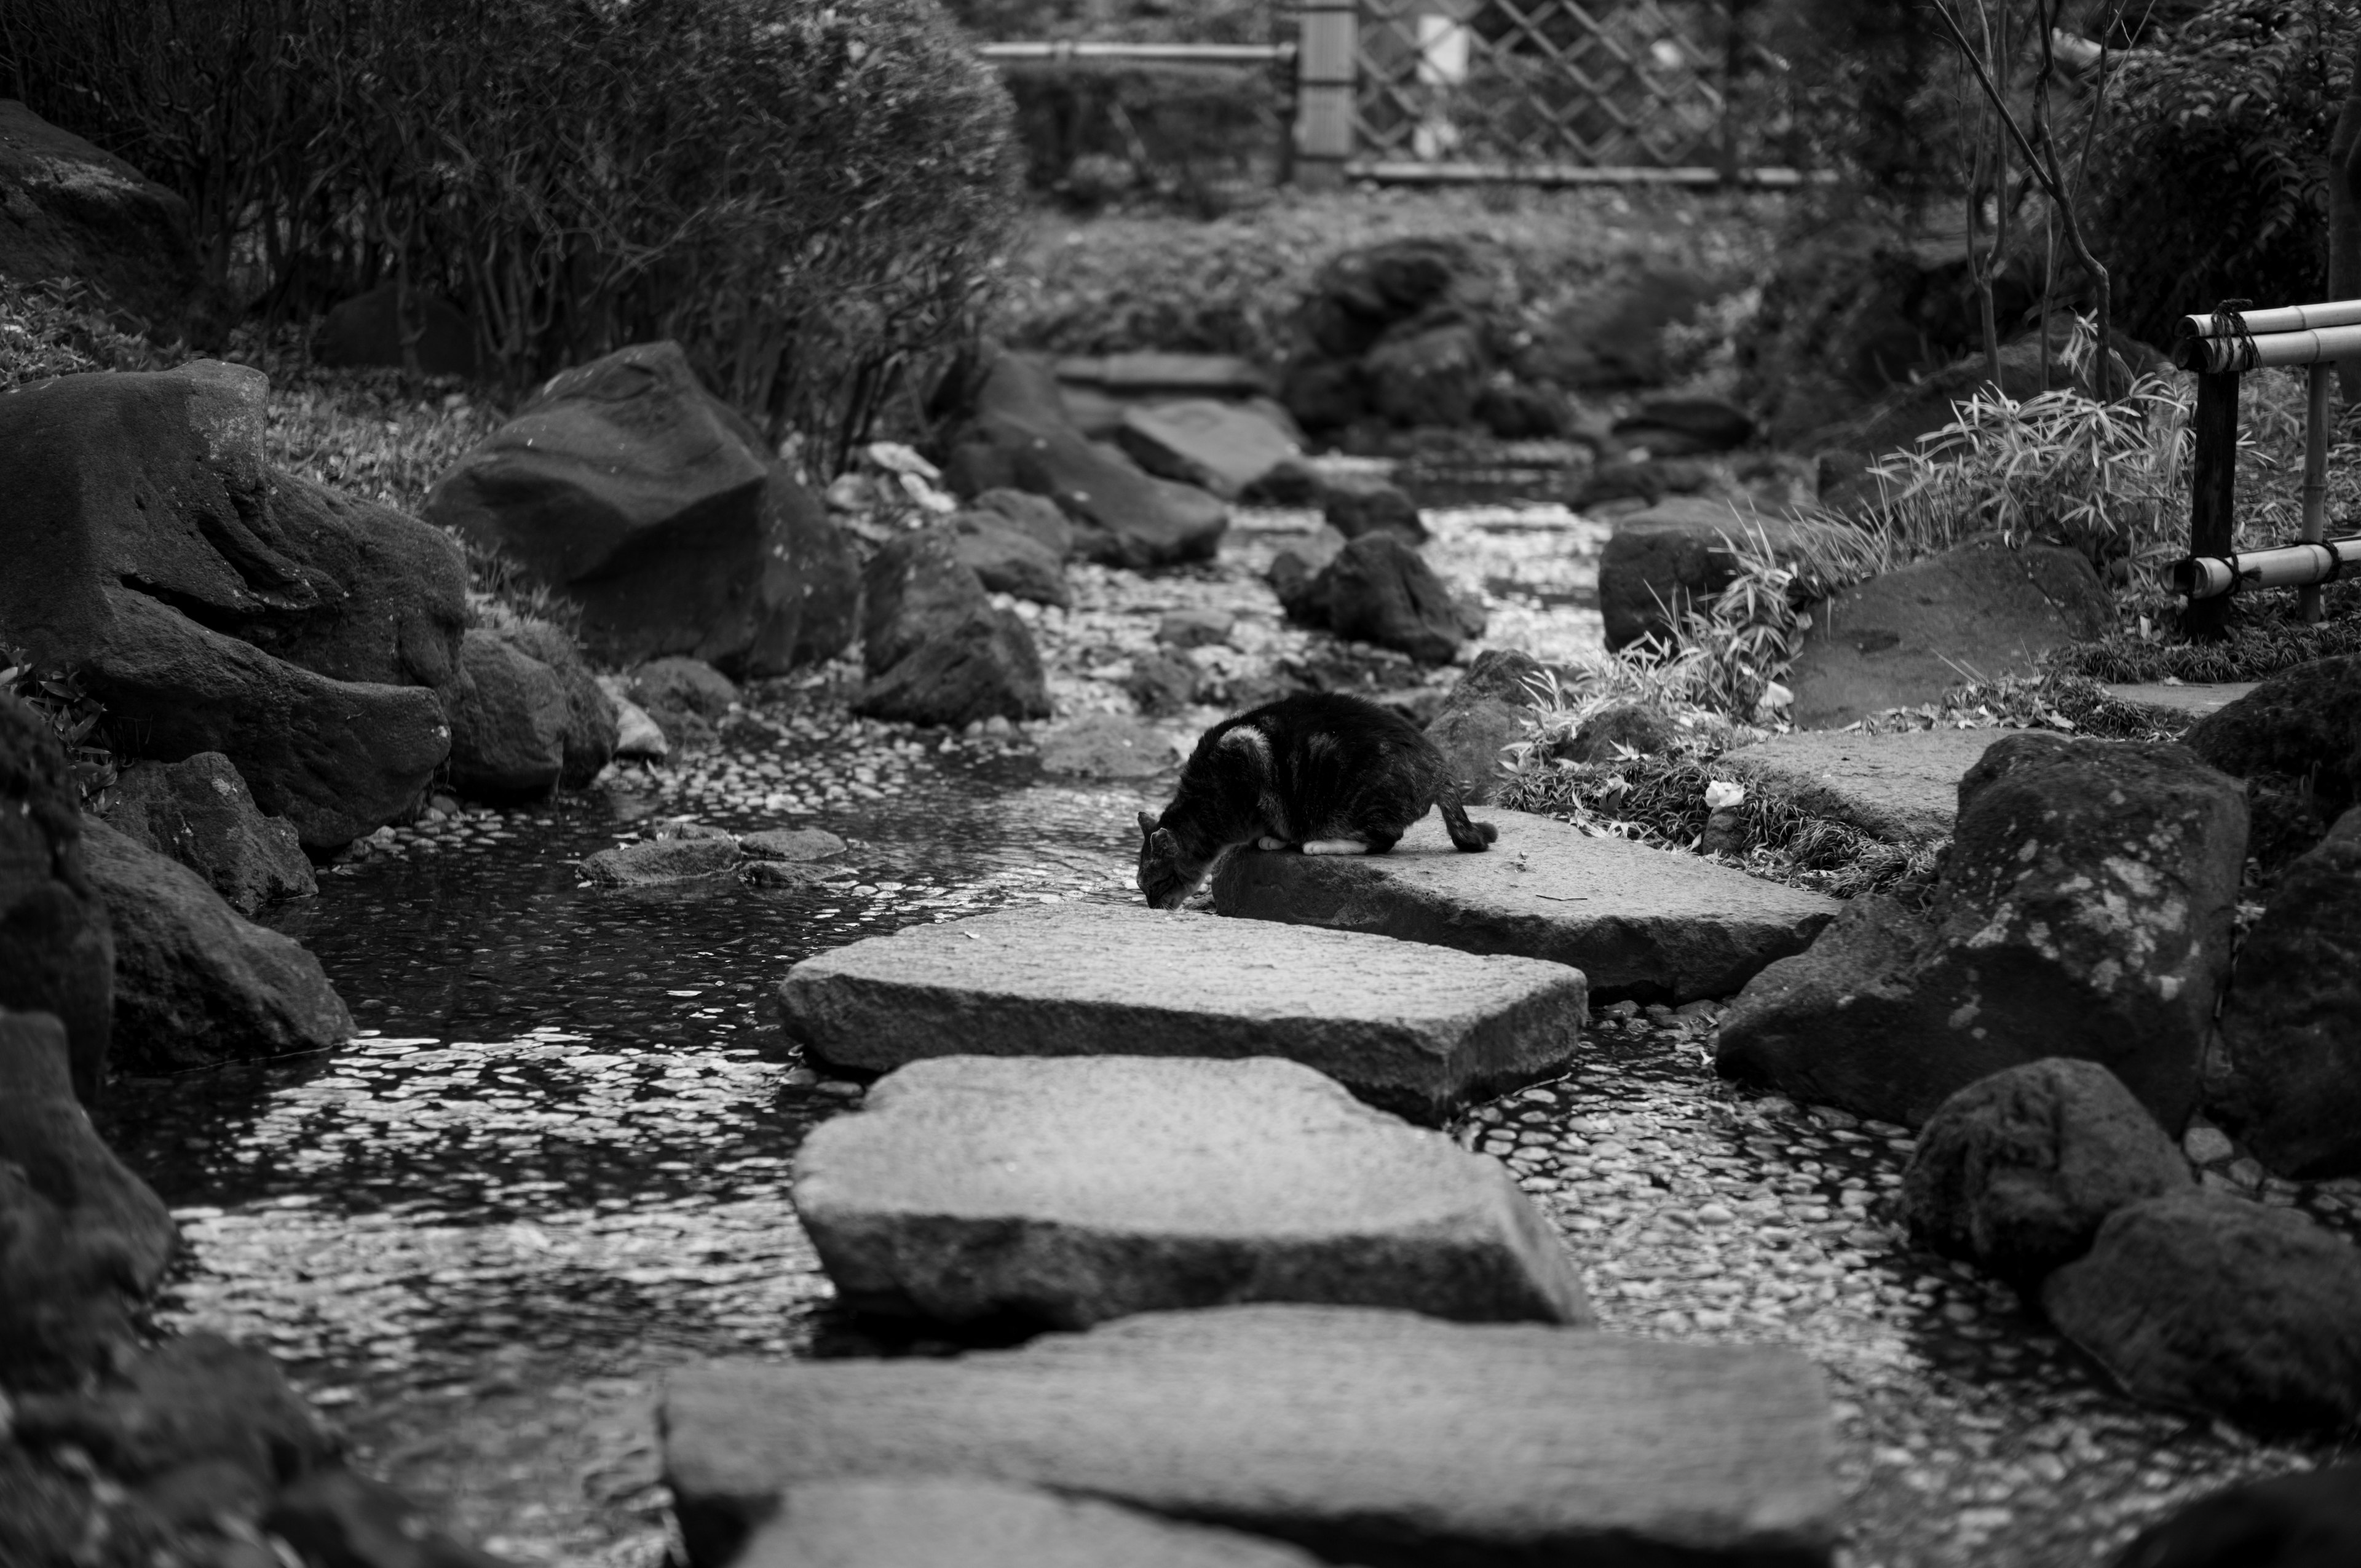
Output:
(1136, 691), (1497, 909)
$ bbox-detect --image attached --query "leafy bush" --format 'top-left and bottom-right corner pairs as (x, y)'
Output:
(2, 0), (1023, 459)
(0, 279), (164, 389)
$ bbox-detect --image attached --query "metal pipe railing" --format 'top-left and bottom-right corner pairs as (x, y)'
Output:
(2172, 537), (2361, 600)
(979, 41), (1295, 65)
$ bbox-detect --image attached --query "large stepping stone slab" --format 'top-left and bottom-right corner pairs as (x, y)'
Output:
(737, 1477), (1325, 1568)
(776, 905), (1588, 1123)
(792, 1055), (1588, 1329)
(2103, 681), (2258, 721)
(664, 1304), (1841, 1568)
(1209, 809), (1837, 1004)
(1719, 727), (2014, 846)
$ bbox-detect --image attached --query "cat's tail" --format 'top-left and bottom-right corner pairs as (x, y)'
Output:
(1439, 798), (1498, 852)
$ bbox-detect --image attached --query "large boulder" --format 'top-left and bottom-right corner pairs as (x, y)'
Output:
(2183, 655), (2361, 868)
(1279, 237), (1512, 435)
(1598, 497), (1806, 652)
(2204, 809), (2361, 1178)
(0, 694), (113, 1103)
(0, 1007), (175, 1388)
(941, 349), (1228, 569)
(854, 533), (1050, 729)
(425, 340), (856, 675)
(79, 818), (351, 1074)
(442, 628), (571, 804)
(0, 361), (465, 848)
(1716, 733), (2248, 1130)
(2112, 1462), (2361, 1568)
(1900, 1058), (2191, 1288)
(495, 619), (619, 788)
(2042, 1190), (2361, 1435)
(97, 751), (314, 915)
(1789, 536), (2113, 729)
(0, 100), (210, 339)
(1519, 266), (1733, 391)
(1113, 400), (1298, 501)
(1319, 473), (1426, 543)
(1420, 648), (1550, 806)
(1284, 533), (1480, 665)
(946, 513), (1070, 608)
(313, 283), (478, 377)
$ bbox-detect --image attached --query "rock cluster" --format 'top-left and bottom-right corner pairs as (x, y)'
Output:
(855, 532), (1051, 729)
(1270, 531), (1484, 665)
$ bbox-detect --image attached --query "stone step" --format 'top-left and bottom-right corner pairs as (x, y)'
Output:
(1719, 727), (2014, 847)
(664, 1304), (1840, 1568)
(2102, 681), (2258, 721)
(776, 904), (1588, 1123)
(735, 1476), (1328, 1568)
(1208, 809), (1837, 1004)
(792, 1055), (1588, 1331)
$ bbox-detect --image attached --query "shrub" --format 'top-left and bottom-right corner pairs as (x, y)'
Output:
(1, 0), (1024, 461)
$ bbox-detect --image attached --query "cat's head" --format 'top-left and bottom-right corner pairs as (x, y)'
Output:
(1136, 809), (1207, 909)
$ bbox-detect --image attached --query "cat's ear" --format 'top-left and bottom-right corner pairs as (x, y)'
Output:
(1137, 810), (1159, 840)
(1150, 828), (1179, 855)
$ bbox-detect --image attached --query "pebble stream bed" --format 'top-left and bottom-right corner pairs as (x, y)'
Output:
(95, 485), (2355, 1568)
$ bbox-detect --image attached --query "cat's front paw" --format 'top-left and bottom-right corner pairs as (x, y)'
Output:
(1256, 836), (1291, 852)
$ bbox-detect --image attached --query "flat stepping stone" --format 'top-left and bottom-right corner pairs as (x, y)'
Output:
(791, 1055), (1588, 1329)
(776, 905), (1587, 1123)
(2103, 681), (2258, 720)
(737, 1476), (1326, 1568)
(1719, 727), (2014, 846)
(664, 1304), (1840, 1568)
(1209, 809), (1837, 1004)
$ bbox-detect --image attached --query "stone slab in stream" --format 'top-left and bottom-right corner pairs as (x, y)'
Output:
(775, 904), (1587, 1123)
(1209, 809), (1837, 1004)
(791, 1055), (1588, 1329)
(1719, 727), (2014, 846)
(2102, 681), (2258, 720)
(663, 1304), (1841, 1568)
(736, 1477), (1327, 1568)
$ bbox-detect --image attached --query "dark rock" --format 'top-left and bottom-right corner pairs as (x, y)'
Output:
(1717, 728), (2007, 849)
(1521, 266), (1730, 390)
(1900, 1058), (2191, 1286)
(2205, 809), (2361, 1178)
(1319, 473), (1425, 542)
(1571, 455), (1720, 512)
(1612, 395), (1754, 456)
(1276, 357), (1367, 435)
(425, 341), (850, 674)
(2183, 655), (2361, 864)
(266, 1467), (518, 1568)
(0, 1007), (175, 1387)
(0, 101), (208, 340)
(970, 487), (1077, 559)
(582, 836), (740, 887)
(1445, 648), (1554, 710)
(1037, 714), (1172, 780)
(1717, 734), (2248, 1130)
(1302, 533), (1476, 665)
(1265, 529), (1347, 627)
(1239, 455), (1326, 508)
(738, 828), (845, 862)
(1155, 609), (1233, 650)
(1125, 653), (1199, 716)
(2110, 1462), (2361, 1568)
(0, 361), (467, 848)
(1363, 321), (1490, 429)
(1598, 496), (1801, 652)
(630, 655), (738, 719)
(854, 534), (1050, 729)
(1114, 400), (1298, 501)
(1283, 238), (1511, 436)
(314, 284), (478, 378)
(442, 628), (570, 804)
(496, 620), (618, 788)
(1056, 352), (1273, 398)
(940, 349), (1227, 569)
(1423, 699), (1525, 805)
(1789, 536), (2114, 730)
(79, 818), (353, 1073)
(947, 514), (1070, 608)
(0, 694), (115, 1103)
(12, 1332), (332, 1487)
(1297, 236), (1503, 361)
(1473, 380), (1568, 440)
(1557, 702), (1680, 764)
(2042, 1190), (2361, 1435)
(98, 753), (315, 914)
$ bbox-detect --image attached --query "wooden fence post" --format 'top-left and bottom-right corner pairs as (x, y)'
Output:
(1294, 0), (1357, 189)
(2185, 369), (2242, 640)
(2301, 360), (2332, 625)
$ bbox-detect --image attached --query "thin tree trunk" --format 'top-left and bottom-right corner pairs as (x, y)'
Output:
(2329, 37), (2361, 402)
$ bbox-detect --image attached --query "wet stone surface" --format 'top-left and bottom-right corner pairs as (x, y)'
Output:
(84, 478), (2361, 1568)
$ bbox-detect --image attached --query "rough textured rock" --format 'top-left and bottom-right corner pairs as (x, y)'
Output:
(1556, 700), (1681, 764)
(0, 361), (466, 847)
(740, 828), (845, 863)
(497, 619), (618, 788)
(314, 284), (478, 377)
(78, 818), (352, 1073)
(582, 836), (740, 887)
(1720, 727), (2019, 847)
(11, 1332), (333, 1490)
(946, 513), (1070, 608)
(1613, 395), (1755, 456)
(98, 752), (314, 914)
(1212, 809), (1837, 1005)
(425, 341), (853, 674)
(1363, 321), (1490, 427)
(1281, 237), (1511, 434)
(854, 533), (1050, 729)
(941, 349), (1227, 569)
(2042, 1190), (2361, 1435)
(0, 100), (208, 339)
(1789, 537), (2112, 730)
(0, 1007), (175, 1387)
(2102, 683), (2258, 723)
(1291, 532), (1477, 665)
(2205, 809), (2361, 1178)
(1599, 496), (1804, 652)
(1474, 379), (1568, 440)
(2183, 655), (2361, 863)
(1156, 609), (1234, 650)
(1521, 266), (1731, 390)
(1900, 1058), (2191, 1286)
(735, 1478), (1325, 1568)
(266, 1467), (516, 1568)
(970, 488), (1077, 559)
(1036, 713), (1172, 779)
(443, 628), (571, 804)
(1422, 699), (1525, 805)
(776, 903), (1589, 1123)
(1573, 455), (1721, 513)
(623, 656), (735, 755)
(2111, 1462), (2361, 1568)
(0, 695), (115, 1103)
(1114, 400), (1297, 501)
(1717, 734), (2247, 1130)
(792, 1055), (1588, 1330)
(1319, 473), (1426, 542)
(663, 1304), (1839, 1568)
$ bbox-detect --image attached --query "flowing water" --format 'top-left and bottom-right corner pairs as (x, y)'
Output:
(95, 479), (2351, 1568)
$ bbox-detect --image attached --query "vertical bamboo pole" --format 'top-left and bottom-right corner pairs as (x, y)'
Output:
(2185, 370), (2242, 640)
(2301, 360), (2332, 624)
(1294, 0), (1358, 190)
